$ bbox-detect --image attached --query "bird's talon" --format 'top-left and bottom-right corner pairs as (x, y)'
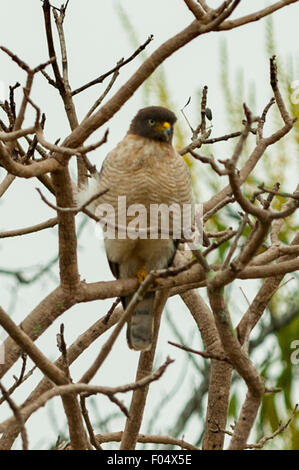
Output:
(136, 267), (148, 284)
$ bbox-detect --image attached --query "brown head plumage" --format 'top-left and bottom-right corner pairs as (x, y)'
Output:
(128, 106), (177, 143)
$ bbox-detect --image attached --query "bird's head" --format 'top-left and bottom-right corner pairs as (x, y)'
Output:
(128, 106), (177, 144)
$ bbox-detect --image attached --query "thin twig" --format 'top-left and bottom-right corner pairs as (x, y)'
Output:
(80, 396), (103, 450)
(95, 431), (198, 450)
(0, 381), (28, 450)
(36, 187), (109, 213)
(168, 341), (231, 363)
(84, 66), (121, 119)
(0, 217), (58, 239)
(56, 323), (71, 380)
(222, 213), (249, 268)
(72, 35), (154, 96)
(245, 404), (298, 449)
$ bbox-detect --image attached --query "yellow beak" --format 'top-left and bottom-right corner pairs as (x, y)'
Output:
(156, 121), (172, 139)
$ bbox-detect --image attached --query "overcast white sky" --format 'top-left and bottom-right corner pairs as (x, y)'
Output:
(0, 0), (299, 449)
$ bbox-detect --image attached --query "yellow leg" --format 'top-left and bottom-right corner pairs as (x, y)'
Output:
(136, 266), (148, 284)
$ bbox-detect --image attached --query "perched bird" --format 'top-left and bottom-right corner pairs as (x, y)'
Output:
(78, 106), (193, 351)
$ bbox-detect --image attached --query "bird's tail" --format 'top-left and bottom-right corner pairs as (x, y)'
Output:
(123, 292), (155, 351)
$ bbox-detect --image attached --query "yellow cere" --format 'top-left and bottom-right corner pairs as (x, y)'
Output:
(162, 121), (171, 129)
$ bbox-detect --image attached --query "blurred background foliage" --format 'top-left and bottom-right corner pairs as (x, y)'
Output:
(116, 7), (299, 449)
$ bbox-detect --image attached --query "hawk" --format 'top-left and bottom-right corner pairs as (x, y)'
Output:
(78, 106), (193, 351)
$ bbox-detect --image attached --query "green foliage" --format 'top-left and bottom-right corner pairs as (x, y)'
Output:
(228, 393), (239, 420)
(256, 309), (299, 449)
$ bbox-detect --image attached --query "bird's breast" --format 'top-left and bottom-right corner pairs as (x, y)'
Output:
(101, 135), (192, 208)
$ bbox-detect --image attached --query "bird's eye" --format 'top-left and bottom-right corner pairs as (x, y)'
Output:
(148, 119), (156, 127)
